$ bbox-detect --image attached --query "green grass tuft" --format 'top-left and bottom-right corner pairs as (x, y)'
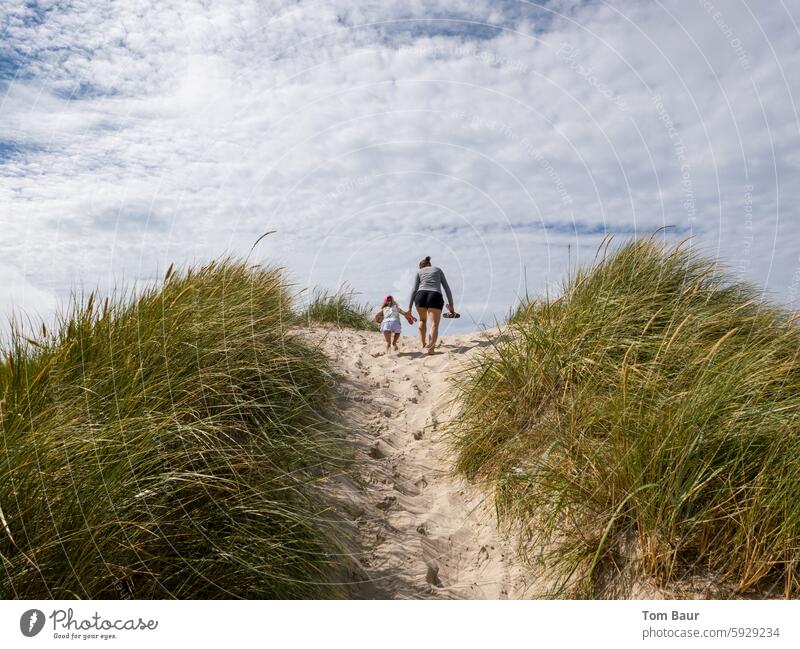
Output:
(0, 259), (351, 599)
(299, 288), (377, 331)
(450, 237), (800, 598)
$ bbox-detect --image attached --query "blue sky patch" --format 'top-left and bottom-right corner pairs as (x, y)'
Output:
(0, 140), (31, 163)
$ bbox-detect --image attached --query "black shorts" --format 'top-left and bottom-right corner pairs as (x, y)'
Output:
(414, 290), (444, 310)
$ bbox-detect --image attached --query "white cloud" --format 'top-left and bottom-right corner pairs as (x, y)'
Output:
(0, 0), (799, 334)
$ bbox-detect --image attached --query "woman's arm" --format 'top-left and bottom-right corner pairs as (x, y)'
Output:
(408, 272), (420, 311)
(440, 270), (455, 312)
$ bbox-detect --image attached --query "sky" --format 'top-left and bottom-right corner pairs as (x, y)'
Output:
(0, 0), (798, 335)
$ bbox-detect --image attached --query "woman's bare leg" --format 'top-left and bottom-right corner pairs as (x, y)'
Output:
(416, 307), (428, 349)
(383, 331), (392, 352)
(427, 308), (443, 354)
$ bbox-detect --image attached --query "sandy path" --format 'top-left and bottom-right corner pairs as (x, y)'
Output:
(310, 326), (536, 599)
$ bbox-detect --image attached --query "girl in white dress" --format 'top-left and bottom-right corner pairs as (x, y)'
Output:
(374, 295), (415, 354)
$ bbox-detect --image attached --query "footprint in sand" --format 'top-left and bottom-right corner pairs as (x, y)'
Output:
(425, 561), (443, 587)
(376, 495), (396, 511)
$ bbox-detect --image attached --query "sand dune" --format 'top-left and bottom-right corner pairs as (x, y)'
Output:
(307, 326), (540, 599)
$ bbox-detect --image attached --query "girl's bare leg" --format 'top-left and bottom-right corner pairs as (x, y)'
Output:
(416, 307), (428, 349)
(383, 331), (392, 353)
(427, 308), (443, 354)
(392, 333), (400, 350)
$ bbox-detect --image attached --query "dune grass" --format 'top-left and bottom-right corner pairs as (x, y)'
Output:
(299, 287), (377, 331)
(0, 259), (351, 599)
(450, 237), (800, 598)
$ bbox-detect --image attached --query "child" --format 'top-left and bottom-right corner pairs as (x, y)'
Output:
(375, 295), (415, 353)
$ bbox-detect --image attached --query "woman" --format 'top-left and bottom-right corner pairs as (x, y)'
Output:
(408, 256), (455, 355)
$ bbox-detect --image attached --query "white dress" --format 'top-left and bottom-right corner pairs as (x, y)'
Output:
(380, 304), (402, 333)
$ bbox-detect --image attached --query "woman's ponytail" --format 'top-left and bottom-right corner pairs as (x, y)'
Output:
(419, 256), (432, 269)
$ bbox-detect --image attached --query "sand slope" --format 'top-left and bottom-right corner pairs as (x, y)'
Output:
(309, 326), (537, 599)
